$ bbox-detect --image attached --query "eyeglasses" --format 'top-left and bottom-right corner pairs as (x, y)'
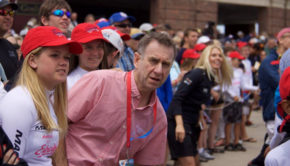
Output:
(51, 9), (71, 18)
(0, 9), (15, 16)
(115, 23), (132, 28)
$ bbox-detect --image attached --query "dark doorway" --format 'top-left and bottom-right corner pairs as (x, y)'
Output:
(225, 24), (255, 38)
(67, 0), (150, 27)
(218, 3), (261, 37)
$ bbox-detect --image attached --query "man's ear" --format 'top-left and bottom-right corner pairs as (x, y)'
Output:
(28, 54), (38, 69)
(41, 16), (49, 26)
(281, 100), (290, 114)
(134, 52), (141, 69)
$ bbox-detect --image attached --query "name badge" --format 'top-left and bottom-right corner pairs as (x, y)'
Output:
(119, 159), (134, 166)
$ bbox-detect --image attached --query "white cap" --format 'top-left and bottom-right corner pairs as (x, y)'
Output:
(197, 36), (210, 44)
(139, 23), (154, 32)
(101, 29), (124, 56)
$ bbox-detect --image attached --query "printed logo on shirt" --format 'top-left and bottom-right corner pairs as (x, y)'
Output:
(203, 88), (208, 94)
(184, 77), (192, 85)
(8, 51), (16, 57)
(34, 143), (57, 158)
(35, 125), (46, 131)
(14, 130), (23, 152)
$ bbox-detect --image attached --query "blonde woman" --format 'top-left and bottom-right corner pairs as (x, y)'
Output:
(0, 26), (82, 166)
(167, 44), (232, 166)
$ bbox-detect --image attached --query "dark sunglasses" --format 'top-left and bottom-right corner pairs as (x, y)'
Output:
(0, 9), (15, 16)
(51, 9), (71, 18)
(115, 23), (132, 28)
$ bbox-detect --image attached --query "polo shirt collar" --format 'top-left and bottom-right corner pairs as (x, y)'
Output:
(130, 71), (157, 109)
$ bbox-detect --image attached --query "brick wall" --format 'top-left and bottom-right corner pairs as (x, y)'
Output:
(150, 0), (218, 30)
(258, 6), (290, 36)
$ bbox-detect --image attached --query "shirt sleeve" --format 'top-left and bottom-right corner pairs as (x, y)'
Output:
(133, 123), (167, 165)
(0, 93), (34, 157)
(67, 72), (102, 123)
(241, 71), (258, 91)
(167, 69), (202, 116)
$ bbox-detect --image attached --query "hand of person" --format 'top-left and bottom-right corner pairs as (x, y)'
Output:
(2, 145), (19, 165)
(211, 90), (220, 102)
(175, 124), (185, 143)
(234, 96), (239, 102)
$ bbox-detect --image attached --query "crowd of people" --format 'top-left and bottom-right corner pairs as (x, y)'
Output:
(0, 0), (290, 166)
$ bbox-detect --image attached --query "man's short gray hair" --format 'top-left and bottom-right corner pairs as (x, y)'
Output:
(137, 32), (176, 59)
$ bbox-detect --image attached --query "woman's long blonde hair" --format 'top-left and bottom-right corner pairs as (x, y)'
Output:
(195, 44), (232, 87)
(16, 47), (68, 135)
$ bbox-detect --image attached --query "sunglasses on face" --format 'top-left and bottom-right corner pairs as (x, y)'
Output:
(0, 9), (15, 16)
(115, 23), (132, 28)
(51, 9), (71, 18)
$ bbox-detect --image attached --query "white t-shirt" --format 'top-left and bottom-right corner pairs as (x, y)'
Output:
(242, 59), (258, 91)
(0, 86), (59, 166)
(67, 66), (88, 90)
(224, 67), (243, 101)
(265, 139), (290, 166)
(269, 114), (285, 149)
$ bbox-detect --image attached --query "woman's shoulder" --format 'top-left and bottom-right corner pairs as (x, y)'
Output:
(187, 68), (206, 78)
(0, 86), (35, 112)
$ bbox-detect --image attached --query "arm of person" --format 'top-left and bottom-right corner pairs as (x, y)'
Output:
(168, 69), (203, 117)
(67, 72), (102, 123)
(0, 96), (34, 158)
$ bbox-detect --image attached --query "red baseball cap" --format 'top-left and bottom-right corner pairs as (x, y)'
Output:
(237, 41), (248, 49)
(101, 26), (131, 41)
(71, 23), (106, 44)
(194, 43), (207, 52)
(21, 26), (82, 58)
(277, 27), (290, 40)
(181, 49), (200, 64)
(278, 66), (290, 119)
(229, 51), (245, 60)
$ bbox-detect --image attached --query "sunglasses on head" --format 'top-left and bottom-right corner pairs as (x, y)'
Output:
(51, 9), (71, 18)
(115, 23), (132, 28)
(0, 9), (15, 16)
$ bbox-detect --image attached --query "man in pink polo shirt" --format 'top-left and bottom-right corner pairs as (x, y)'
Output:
(63, 32), (176, 166)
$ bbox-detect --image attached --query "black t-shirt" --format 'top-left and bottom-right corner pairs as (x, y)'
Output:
(0, 39), (20, 80)
(167, 68), (215, 125)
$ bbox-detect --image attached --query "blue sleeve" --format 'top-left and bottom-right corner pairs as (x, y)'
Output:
(157, 75), (173, 112)
(274, 86), (282, 119)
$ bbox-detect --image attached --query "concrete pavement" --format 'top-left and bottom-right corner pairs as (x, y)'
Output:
(166, 109), (266, 166)
(202, 109), (265, 166)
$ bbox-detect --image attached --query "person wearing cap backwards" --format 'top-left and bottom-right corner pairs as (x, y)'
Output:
(101, 28), (124, 68)
(39, 0), (72, 37)
(109, 11), (136, 71)
(223, 51), (258, 152)
(265, 66), (290, 166)
(0, 26), (82, 166)
(62, 32), (175, 166)
(67, 23), (107, 90)
(0, 0), (20, 89)
(167, 45), (232, 166)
